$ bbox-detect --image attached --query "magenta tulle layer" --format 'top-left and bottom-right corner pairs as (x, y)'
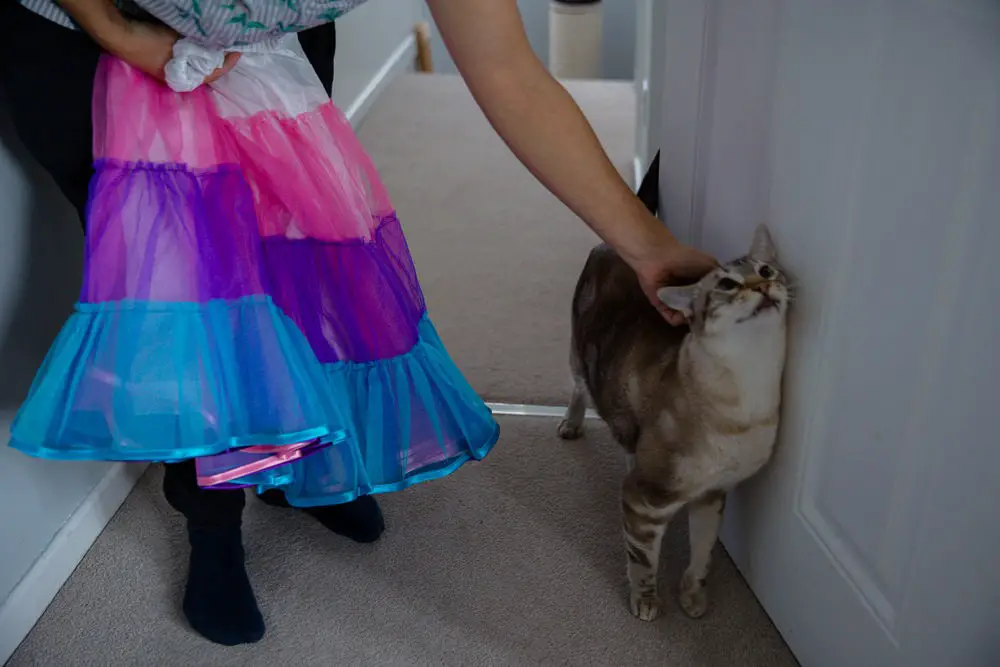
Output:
(9, 54), (498, 502)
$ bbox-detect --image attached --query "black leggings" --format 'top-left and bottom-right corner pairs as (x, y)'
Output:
(0, 3), (338, 525)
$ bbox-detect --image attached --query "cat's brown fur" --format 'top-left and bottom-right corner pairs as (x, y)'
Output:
(560, 225), (789, 621)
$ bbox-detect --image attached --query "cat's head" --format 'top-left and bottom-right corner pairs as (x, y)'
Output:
(657, 224), (790, 336)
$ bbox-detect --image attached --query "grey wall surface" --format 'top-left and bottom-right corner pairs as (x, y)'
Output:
(427, 0), (636, 81)
(0, 105), (112, 607)
(332, 0), (423, 112)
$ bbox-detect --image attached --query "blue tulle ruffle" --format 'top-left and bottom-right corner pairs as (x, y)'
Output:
(9, 296), (350, 461)
(9, 297), (499, 505)
(229, 316), (500, 507)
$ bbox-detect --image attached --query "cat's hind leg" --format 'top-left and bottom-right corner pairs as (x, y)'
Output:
(678, 491), (726, 618)
(558, 349), (588, 440)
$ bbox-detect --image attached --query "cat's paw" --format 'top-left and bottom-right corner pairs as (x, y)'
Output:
(629, 592), (662, 622)
(557, 420), (583, 440)
(678, 573), (709, 619)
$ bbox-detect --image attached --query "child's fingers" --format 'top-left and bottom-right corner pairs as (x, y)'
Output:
(204, 52), (242, 85)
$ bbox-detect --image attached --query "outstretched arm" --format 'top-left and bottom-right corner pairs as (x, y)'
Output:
(425, 0), (716, 322)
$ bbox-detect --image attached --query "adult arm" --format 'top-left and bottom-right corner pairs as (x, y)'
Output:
(426, 0), (716, 322)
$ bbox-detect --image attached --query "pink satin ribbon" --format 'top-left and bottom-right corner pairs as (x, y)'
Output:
(197, 440), (318, 488)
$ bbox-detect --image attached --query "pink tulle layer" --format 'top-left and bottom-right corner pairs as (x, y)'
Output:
(92, 55), (393, 242)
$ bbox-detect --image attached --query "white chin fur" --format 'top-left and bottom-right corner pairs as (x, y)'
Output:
(708, 299), (786, 334)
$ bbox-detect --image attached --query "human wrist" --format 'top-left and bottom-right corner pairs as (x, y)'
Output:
(616, 206), (679, 269)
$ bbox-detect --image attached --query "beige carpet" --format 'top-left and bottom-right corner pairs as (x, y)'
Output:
(10, 418), (793, 667)
(9, 75), (794, 666)
(361, 74), (627, 405)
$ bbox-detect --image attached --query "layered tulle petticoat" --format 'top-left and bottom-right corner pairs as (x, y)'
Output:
(9, 47), (499, 505)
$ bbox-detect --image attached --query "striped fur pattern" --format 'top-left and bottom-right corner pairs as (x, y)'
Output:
(559, 224), (789, 621)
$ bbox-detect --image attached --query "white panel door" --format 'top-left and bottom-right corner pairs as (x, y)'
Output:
(655, 1), (1000, 665)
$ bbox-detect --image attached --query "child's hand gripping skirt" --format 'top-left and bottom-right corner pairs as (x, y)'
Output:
(8, 49), (499, 507)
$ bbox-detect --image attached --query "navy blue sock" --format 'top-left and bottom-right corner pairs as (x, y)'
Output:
(258, 491), (385, 544)
(182, 526), (265, 646)
(163, 461), (264, 646)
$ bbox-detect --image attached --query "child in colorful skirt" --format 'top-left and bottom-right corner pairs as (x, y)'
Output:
(3, 0), (717, 646)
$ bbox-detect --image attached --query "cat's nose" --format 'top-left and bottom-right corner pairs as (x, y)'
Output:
(758, 282), (780, 300)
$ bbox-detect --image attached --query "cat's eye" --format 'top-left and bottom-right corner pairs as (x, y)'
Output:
(758, 265), (775, 279)
(716, 277), (741, 291)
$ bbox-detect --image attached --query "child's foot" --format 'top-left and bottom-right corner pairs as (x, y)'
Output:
(183, 528), (265, 646)
(258, 491), (385, 543)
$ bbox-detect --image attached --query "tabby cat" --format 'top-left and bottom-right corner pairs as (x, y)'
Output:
(559, 223), (789, 621)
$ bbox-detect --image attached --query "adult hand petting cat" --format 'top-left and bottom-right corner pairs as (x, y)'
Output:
(624, 216), (718, 326)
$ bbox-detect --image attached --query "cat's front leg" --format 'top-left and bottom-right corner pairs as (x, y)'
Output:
(678, 491), (726, 618)
(621, 472), (680, 621)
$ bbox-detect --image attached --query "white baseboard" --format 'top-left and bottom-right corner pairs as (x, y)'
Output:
(0, 462), (146, 663)
(344, 35), (417, 128)
(487, 402), (599, 420)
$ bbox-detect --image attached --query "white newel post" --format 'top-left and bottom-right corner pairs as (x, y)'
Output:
(548, 0), (603, 79)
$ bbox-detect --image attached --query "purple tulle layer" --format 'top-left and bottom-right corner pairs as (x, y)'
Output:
(82, 159), (425, 363)
(83, 160), (267, 303)
(262, 217), (425, 364)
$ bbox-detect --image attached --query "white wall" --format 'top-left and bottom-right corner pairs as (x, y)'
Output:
(427, 0), (636, 81)
(0, 107), (112, 617)
(332, 0), (423, 122)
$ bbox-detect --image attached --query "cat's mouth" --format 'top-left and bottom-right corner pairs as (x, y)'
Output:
(755, 295), (778, 313)
(740, 294), (780, 322)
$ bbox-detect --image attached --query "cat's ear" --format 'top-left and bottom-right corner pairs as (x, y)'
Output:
(749, 223), (777, 263)
(657, 285), (696, 319)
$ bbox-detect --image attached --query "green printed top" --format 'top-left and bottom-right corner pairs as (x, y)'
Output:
(20, 0), (366, 47)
